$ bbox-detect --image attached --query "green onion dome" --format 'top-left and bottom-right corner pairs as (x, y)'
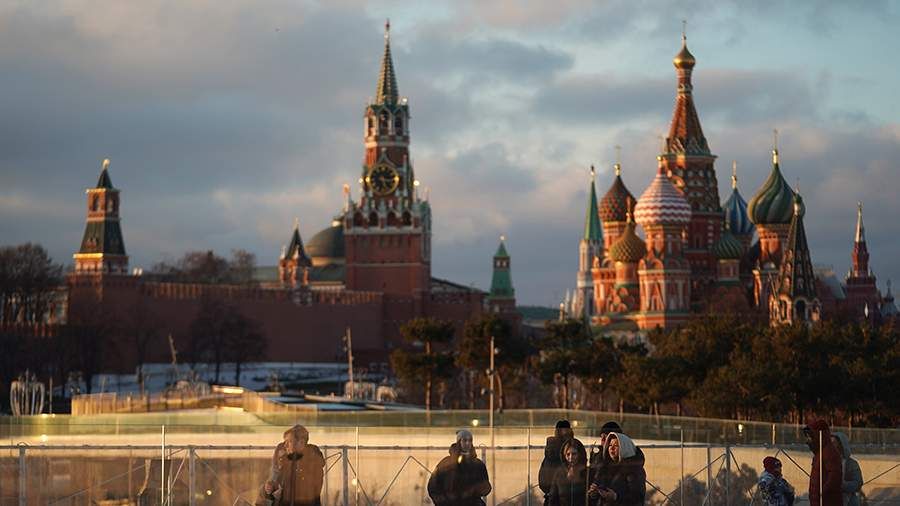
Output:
(748, 150), (798, 225)
(713, 224), (744, 260)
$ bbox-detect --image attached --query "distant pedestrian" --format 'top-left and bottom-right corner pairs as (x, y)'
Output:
(804, 419), (843, 506)
(540, 420), (575, 502)
(427, 429), (492, 506)
(256, 424), (325, 506)
(589, 432), (646, 505)
(548, 438), (590, 506)
(758, 456), (795, 506)
(832, 432), (863, 506)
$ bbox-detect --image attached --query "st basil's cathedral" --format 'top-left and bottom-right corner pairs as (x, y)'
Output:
(566, 34), (896, 330)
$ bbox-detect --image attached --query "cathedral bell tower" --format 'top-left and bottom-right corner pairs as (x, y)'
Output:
(659, 28), (722, 306)
(343, 21), (431, 296)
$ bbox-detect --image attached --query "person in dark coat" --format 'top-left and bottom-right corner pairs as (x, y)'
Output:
(548, 438), (590, 506)
(832, 432), (863, 506)
(256, 424), (325, 506)
(804, 419), (843, 506)
(758, 456), (795, 506)
(589, 432), (646, 505)
(540, 420), (575, 501)
(588, 422), (632, 480)
(427, 429), (492, 506)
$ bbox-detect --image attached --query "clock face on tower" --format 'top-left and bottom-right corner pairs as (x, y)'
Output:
(366, 164), (400, 195)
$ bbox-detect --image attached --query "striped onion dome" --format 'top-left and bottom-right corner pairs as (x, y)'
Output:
(634, 158), (692, 227)
(599, 163), (635, 223)
(748, 150), (798, 225)
(723, 163), (755, 236)
(713, 224), (744, 260)
(608, 219), (647, 263)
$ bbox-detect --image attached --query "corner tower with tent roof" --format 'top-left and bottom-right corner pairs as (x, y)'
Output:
(659, 27), (723, 307)
(73, 159), (129, 276)
(487, 236), (517, 316)
(342, 20), (431, 297)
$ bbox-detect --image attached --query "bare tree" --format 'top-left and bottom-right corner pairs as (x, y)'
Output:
(0, 244), (63, 323)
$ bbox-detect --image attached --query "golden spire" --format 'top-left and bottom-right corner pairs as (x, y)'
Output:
(773, 128), (779, 164)
(614, 145), (622, 176)
(590, 164), (595, 179)
(102, 158), (110, 171)
(673, 20), (696, 69)
(731, 160), (738, 189)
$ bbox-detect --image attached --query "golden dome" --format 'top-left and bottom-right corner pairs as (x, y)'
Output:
(673, 37), (696, 69)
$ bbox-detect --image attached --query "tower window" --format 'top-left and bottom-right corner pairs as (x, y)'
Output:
(379, 111), (390, 133)
(394, 116), (403, 135)
(368, 212), (378, 227)
(91, 195), (99, 211)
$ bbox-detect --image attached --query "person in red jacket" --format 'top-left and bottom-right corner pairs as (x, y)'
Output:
(804, 419), (842, 506)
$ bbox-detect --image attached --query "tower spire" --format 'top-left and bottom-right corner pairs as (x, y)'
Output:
(583, 165), (602, 241)
(855, 201), (865, 243)
(375, 18), (399, 105)
(773, 128), (779, 164)
(731, 160), (738, 189)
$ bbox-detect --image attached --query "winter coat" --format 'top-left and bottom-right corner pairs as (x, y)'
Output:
(427, 443), (492, 506)
(758, 470), (795, 506)
(256, 442), (325, 506)
(833, 432), (863, 506)
(540, 434), (573, 494)
(590, 433), (646, 506)
(807, 420), (843, 506)
(548, 464), (590, 506)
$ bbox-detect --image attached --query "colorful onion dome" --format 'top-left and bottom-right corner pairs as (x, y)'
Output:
(599, 163), (635, 223)
(608, 218), (647, 263)
(713, 223), (744, 260)
(748, 150), (796, 225)
(723, 162), (755, 236)
(634, 157), (692, 227)
(673, 35), (696, 70)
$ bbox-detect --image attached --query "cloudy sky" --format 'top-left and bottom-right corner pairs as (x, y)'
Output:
(1, 0), (898, 306)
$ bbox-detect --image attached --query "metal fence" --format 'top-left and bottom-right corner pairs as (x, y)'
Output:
(1, 439), (897, 506)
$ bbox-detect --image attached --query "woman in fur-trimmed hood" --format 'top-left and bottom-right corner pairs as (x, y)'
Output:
(589, 433), (646, 505)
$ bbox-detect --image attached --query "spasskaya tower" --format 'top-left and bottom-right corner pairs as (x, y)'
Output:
(343, 20), (431, 298)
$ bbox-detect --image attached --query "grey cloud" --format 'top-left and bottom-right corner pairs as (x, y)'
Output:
(403, 31), (574, 85)
(532, 68), (820, 126)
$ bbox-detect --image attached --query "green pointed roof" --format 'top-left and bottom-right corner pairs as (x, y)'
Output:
(375, 21), (399, 105)
(583, 172), (602, 241)
(494, 240), (509, 258)
(489, 238), (514, 299)
(96, 159), (114, 189)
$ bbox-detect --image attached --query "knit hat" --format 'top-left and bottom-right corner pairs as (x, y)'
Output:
(456, 429), (473, 442)
(555, 420), (571, 429)
(600, 421), (622, 434)
(763, 456), (780, 473)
